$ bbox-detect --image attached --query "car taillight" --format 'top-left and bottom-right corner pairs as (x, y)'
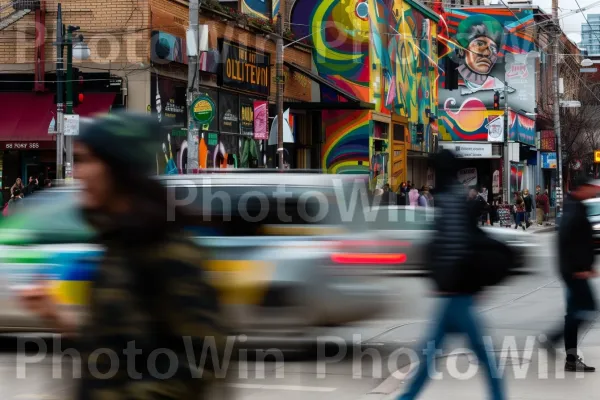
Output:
(330, 253), (407, 265)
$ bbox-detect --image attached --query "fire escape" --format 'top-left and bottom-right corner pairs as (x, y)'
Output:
(0, 0), (40, 30)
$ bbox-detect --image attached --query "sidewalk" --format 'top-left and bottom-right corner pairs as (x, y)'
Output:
(486, 220), (556, 234)
(360, 340), (600, 400)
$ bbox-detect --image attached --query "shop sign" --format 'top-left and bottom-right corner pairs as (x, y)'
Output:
(253, 100), (268, 140)
(457, 168), (478, 186)
(240, 100), (254, 136)
(438, 142), (492, 158)
(219, 93), (240, 134)
(540, 130), (556, 151)
(595, 150), (600, 163)
(191, 95), (216, 125)
(3, 142), (54, 150)
(219, 39), (270, 96)
(542, 152), (557, 169)
(207, 132), (218, 146)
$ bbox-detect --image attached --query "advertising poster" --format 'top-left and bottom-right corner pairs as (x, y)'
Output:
(510, 163), (525, 195)
(542, 152), (557, 169)
(253, 100), (268, 140)
(199, 87), (220, 133)
(457, 168), (477, 187)
(219, 93), (240, 134)
(492, 170), (500, 194)
(240, 99), (255, 136)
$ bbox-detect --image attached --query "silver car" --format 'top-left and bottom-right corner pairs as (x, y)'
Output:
(0, 173), (388, 343)
(363, 206), (534, 275)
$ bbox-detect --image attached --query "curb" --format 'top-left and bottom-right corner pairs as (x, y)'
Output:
(531, 226), (556, 234)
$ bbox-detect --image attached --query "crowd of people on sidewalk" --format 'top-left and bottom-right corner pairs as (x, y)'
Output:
(2, 176), (52, 217)
(372, 181), (434, 207)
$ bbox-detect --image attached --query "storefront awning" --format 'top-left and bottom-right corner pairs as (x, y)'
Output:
(0, 92), (55, 142)
(283, 62), (374, 110)
(0, 92), (117, 143)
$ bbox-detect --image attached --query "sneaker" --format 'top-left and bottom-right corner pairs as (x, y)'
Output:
(565, 357), (595, 372)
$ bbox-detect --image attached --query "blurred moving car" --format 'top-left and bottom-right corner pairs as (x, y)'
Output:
(0, 173), (388, 342)
(584, 198), (600, 251)
(364, 206), (533, 275)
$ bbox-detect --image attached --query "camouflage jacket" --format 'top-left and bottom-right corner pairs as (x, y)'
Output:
(75, 234), (229, 400)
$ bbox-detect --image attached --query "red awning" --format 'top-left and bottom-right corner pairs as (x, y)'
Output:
(0, 92), (116, 144)
(74, 93), (116, 117)
(0, 93), (55, 142)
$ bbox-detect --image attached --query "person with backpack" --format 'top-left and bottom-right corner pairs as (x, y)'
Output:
(19, 113), (229, 399)
(397, 150), (519, 400)
(541, 177), (600, 372)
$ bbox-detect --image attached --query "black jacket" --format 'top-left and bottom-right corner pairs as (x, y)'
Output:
(428, 185), (482, 294)
(523, 195), (533, 212)
(559, 196), (594, 281)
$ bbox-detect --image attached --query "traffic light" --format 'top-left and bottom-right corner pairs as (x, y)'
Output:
(493, 91), (500, 110)
(73, 72), (84, 107)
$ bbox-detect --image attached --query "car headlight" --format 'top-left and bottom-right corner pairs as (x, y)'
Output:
(593, 224), (600, 231)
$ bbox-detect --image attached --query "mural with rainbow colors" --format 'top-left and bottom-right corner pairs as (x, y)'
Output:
(242, 0), (280, 20)
(438, 7), (537, 146)
(291, 0), (439, 174)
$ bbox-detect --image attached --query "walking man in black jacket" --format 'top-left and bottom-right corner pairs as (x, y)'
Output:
(397, 150), (510, 400)
(543, 177), (600, 372)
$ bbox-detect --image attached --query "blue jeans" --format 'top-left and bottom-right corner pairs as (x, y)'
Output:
(515, 212), (525, 226)
(398, 296), (504, 400)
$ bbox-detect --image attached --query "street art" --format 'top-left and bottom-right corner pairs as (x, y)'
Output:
(242, 0), (269, 19)
(291, 0), (439, 172)
(438, 8), (537, 142)
(322, 110), (370, 174)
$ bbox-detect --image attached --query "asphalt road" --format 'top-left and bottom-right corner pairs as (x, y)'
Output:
(0, 231), (585, 400)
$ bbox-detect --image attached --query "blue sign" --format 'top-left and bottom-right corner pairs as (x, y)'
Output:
(542, 152), (557, 169)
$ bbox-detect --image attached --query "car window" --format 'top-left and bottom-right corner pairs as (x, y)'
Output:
(365, 207), (435, 231)
(170, 182), (368, 234)
(586, 202), (600, 216)
(0, 190), (95, 245)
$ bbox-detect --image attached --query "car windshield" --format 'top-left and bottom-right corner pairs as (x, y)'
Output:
(586, 201), (600, 216)
(0, 189), (96, 245)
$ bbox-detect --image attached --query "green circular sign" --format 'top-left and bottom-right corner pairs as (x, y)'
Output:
(191, 95), (215, 125)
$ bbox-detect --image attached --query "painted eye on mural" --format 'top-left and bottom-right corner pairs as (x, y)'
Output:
(355, 1), (368, 21)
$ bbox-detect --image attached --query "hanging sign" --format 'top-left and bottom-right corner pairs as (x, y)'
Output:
(457, 167), (478, 186)
(492, 170), (500, 194)
(253, 100), (268, 140)
(191, 95), (215, 126)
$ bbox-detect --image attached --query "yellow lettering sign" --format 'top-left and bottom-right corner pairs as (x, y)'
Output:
(595, 150), (600, 163)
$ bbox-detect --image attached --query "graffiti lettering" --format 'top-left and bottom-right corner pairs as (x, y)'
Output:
(506, 63), (528, 79)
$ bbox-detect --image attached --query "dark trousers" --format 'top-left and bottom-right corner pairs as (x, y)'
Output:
(548, 279), (597, 361)
(399, 296), (504, 400)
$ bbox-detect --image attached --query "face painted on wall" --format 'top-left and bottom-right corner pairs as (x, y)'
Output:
(465, 36), (498, 75)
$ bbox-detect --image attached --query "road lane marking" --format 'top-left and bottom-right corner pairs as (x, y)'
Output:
(228, 383), (337, 392)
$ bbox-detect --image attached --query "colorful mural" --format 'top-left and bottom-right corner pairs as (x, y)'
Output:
(291, 0), (439, 172)
(438, 8), (538, 143)
(242, 0), (273, 20)
(322, 110), (370, 174)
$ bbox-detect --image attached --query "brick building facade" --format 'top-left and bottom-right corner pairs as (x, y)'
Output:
(0, 0), (327, 188)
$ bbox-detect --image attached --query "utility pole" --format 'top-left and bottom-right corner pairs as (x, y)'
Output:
(55, 3), (64, 180)
(65, 26), (78, 182)
(186, 0), (200, 173)
(276, 14), (284, 170)
(552, 0), (563, 211)
(503, 81), (510, 204)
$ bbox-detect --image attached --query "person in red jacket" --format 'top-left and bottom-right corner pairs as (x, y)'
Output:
(535, 185), (549, 226)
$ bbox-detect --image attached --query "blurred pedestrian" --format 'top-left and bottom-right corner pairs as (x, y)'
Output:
(19, 113), (228, 399)
(544, 189), (551, 225)
(10, 177), (23, 197)
(397, 149), (516, 400)
(396, 182), (407, 205)
(3, 188), (23, 217)
(381, 183), (397, 205)
(535, 185), (548, 226)
(523, 189), (533, 228)
(418, 186), (432, 207)
(514, 192), (526, 230)
(408, 184), (419, 206)
(25, 176), (38, 196)
(541, 177), (600, 372)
